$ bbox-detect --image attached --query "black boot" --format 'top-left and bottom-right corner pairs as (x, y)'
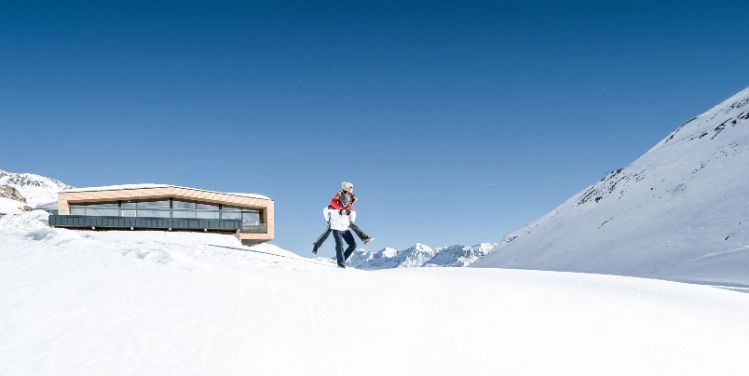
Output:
(349, 223), (373, 244)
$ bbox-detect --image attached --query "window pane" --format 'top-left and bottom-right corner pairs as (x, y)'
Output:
(71, 206), (85, 215)
(137, 209), (170, 218)
(137, 200), (170, 209)
(196, 211), (219, 219)
(121, 201), (136, 209)
(173, 200), (195, 210)
(196, 202), (219, 210)
(221, 211), (241, 220)
(172, 210), (196, 219)
(122, 209), (136, 217)
(222, 206), (241, 212)
(87, 202), (119, 208)
(86, 208), (119, 216)
(242, 212), (260, 226)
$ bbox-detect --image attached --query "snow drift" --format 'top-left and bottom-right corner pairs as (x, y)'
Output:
(0, 197), (27, 215)
(474, 86), (749, 287)
(2, 212), (749, 376)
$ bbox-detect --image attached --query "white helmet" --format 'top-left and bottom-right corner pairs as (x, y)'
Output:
(341, 181), (354, 192)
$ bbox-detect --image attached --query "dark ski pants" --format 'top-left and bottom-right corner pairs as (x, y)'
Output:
(333, 229), (356, 266)
(349, 223), (371, 241)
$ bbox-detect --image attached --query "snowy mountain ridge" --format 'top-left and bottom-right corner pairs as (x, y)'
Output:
(474, 85), (749, 287)
(350, 87), (749, 273)
(0, 169), (72, 207)
(347, 242), (498, 269)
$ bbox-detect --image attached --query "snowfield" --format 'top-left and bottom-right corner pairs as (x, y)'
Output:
(2, 212), (749, 376)
(0, 197), (27, 215)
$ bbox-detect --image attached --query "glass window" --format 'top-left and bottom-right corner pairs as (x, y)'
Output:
(242, 211), (260, 226)
(221, 211), (241, 220)
(86, 207), (119, 216)
(196, 211), (219, 219)
(196, 202), (219, 210)
(65, 199), (261, 222)
(70, 202), (119, 216)
(137, 209), (170, 218)
(88, 202), (118, 208)
(172, 210), (196, 219)
(195, 202), (219, 219)
(137, 200), (170, 209)
(172, 200), (195, 210)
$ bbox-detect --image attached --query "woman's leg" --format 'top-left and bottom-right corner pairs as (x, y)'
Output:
(349, 223), (371, 241)
(312, 226), (332, 254)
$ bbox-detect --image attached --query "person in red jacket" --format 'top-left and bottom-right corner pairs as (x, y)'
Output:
(328, 182), (372, 244)
(312, 182), (373, 267)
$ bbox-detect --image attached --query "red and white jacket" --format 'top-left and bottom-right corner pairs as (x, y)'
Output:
(323, 193), (357, 231)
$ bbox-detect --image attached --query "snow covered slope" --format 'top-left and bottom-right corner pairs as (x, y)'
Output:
(2, 212), (749, 375)
(474, 86), (749, 287)
(0, 197), (27, 215)
(0, 169), (72, 207)
(348, 242), (498, 269)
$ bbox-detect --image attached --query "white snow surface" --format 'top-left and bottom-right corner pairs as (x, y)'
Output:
(474, 86), (749, 287)
(2, 212), (749, 375)
(0, 170), (71, 207)
(0, 197), (26, 215)
(63, 183), (271, 200)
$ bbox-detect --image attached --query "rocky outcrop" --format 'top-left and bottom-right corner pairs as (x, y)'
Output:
(0, 184), (26, 203)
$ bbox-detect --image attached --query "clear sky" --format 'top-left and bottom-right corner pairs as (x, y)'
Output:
(1, 1), (748, 255)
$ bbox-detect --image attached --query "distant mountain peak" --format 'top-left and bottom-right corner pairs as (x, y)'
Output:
(349, 242), (498, 269)
(0, 170), (72, 207)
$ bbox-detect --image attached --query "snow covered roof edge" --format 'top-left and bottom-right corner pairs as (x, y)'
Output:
(61, 184), (272, 200)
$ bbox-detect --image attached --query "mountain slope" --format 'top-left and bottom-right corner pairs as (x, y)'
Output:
(2, 212), (749, 375)
(0, 170), (72, 207)
(474, 86), (749, 287)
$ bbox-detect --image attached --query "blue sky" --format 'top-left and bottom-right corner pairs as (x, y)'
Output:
(1, 1), (748, 255)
